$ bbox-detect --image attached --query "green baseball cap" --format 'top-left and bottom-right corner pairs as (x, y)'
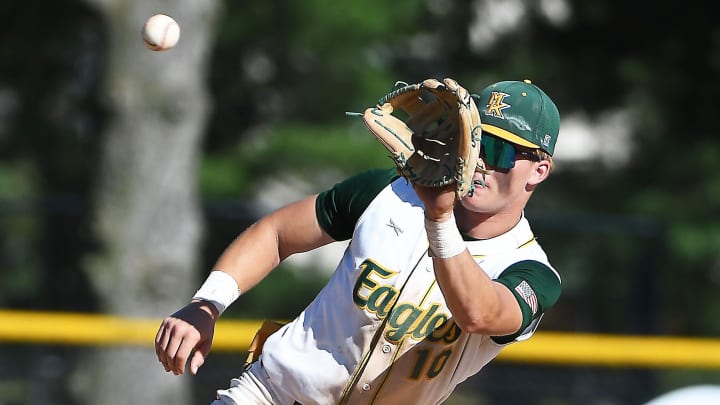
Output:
(476, 80), (560, 155)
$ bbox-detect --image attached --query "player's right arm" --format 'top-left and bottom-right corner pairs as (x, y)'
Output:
(155, 167), (399, 376)
(214, 194), (336, 293)
(154, 194), (334, 376)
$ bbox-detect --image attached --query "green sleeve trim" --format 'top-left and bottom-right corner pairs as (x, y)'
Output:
(492, 260), (562, 344)
(315, 168), (400, 241)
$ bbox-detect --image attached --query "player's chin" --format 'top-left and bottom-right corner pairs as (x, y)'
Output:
(459, 194), (493, 214)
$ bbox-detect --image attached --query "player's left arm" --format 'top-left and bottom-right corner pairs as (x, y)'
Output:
(432, 252), (524, 335)
(433, 254), (560, 337)
(415, 184), (526, 336)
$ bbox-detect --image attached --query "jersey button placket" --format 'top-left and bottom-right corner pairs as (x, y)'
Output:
(381, 344), (392, 354)
(362, 383), (371, 391)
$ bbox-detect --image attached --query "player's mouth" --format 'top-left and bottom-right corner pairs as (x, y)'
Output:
(473, 176), (490, 189)
(467, 171), (491, 197)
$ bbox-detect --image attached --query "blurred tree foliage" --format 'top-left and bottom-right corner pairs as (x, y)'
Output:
(2, 1), (720, 403)
(0, 1), (104, 310)
(0, 0), (718, 353)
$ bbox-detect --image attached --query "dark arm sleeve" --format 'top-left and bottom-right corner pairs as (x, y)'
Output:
(493, 260), (562, 343)
(315, 168), (400, 241)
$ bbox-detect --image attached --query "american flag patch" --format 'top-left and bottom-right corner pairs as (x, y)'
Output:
(515, 280), (538, 315)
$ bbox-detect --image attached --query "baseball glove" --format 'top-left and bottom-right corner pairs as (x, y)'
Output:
(362, 78), (482, 199)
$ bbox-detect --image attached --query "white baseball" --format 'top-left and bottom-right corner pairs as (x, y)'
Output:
(142, 14), (180, 51)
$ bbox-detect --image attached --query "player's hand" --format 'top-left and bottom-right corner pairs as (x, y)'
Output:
(414, 183), (457, 222)
(155, 300), (218, 375)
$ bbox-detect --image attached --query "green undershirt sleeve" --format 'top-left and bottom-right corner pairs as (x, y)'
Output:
(493, 260), (562, 343)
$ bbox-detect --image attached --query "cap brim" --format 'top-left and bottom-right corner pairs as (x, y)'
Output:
(481, 123), (539, 149)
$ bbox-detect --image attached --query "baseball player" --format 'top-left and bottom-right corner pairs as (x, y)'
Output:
(155, 79), (562, 405)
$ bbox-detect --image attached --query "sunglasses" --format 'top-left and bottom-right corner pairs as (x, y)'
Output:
(480, 134), (540, 171)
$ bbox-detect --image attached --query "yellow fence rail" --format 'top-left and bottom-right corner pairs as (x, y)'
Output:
(1, 310), (719, 370)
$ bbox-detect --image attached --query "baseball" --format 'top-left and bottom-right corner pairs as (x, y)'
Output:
(142, 14), (180, 51)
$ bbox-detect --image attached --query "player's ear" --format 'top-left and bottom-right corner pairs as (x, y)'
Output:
(527, 159), (551, 187)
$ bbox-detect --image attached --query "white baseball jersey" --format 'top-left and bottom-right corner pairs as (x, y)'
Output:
(258, 169), (561, 405)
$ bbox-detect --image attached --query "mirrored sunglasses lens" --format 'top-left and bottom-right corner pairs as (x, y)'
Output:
(481, 136), (516, 170)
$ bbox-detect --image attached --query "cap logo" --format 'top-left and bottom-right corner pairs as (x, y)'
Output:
(541, 134), (551, 147)
(485, 91), (511, 119)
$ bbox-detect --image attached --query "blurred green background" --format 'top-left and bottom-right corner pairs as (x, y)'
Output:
(1, 0), (719, 404)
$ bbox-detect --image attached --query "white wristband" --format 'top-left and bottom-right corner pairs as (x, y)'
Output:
(192, 271), (242, 316)
(425, 213), (466, 259)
